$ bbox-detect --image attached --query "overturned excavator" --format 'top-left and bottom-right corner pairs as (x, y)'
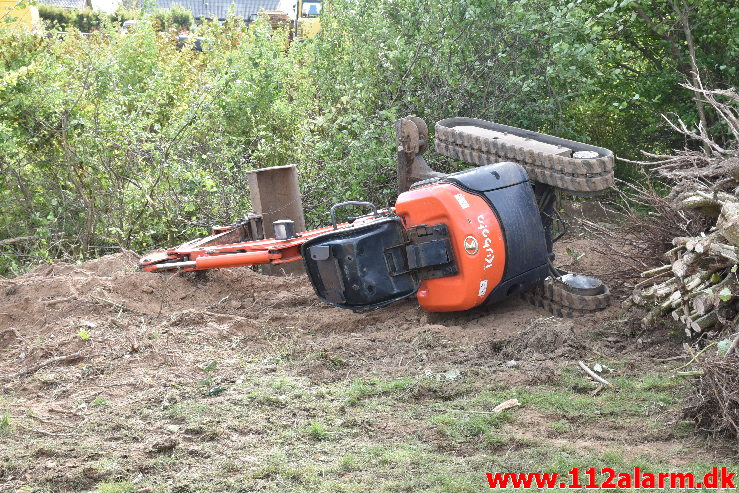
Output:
(140, 117), (614, 317)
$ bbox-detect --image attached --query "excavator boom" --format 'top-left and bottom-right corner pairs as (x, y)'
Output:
(140, 207), (391, 273)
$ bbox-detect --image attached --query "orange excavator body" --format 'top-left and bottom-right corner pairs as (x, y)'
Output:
(141, 115), (614, 316)
(395, 183), (505, 312)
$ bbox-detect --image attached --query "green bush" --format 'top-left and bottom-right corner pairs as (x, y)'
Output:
(150, 8), (169, 32)
(1, 0), (737, 275)
(150, 4), (193, 32)
(38, 5), (138, 32)
(0, 15), (299, 273)
(169, 3), (194, 32)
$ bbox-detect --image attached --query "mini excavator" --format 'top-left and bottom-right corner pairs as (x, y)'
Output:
(140, 117), (613, 317)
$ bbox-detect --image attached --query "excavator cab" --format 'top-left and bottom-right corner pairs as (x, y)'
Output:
(302, 217), (447, 310)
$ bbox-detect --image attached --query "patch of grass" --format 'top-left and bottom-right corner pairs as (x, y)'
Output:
(489, 446), (735, 492)
(241, 375), (310, 408)
(418, 472), (480, 493)
(670, 420), (698, 438)
(0, 412), (11, 434)
(547, 419), (573, 434)
(358, 445), (483, 491)
(9, 359), (737, 492)
(244, 391), (287, 408)
(166, 401), (210, 424)
(218, 458), (240, 473)
(518, 388), (598, 414)
(346, 378), (415, 404)
(505, 369), (680, 420)
(410, 377), (470, 401)
(305, 421), (331, 441)
(90, 397), (108, 407)
(96, 481), (135, 493)
(367, 444), (426, 468)
(544, 447), (627, 473)
(270, 376), (291, 390)
(244, 454), (320, 487)
(93, 458), (121, 475)
(431, 411), (512, 441)
(337, 454), (361, 473)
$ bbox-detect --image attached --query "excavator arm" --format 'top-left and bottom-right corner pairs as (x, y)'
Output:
(140, 204), (390, 273)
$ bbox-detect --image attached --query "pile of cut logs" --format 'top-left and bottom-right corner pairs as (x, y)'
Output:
(632, 186), (739, 336)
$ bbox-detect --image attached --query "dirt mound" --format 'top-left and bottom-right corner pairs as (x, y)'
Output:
(500, 317), (584, 359)
(0, 244), (616, 387)
(0, 231), (637, 386)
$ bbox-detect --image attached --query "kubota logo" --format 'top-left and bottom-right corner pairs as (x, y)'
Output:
(463, 236), (478, 255)
(478, 214), (495, 270)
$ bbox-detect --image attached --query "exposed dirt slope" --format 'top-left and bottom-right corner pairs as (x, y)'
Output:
(0, 240), (623, 387)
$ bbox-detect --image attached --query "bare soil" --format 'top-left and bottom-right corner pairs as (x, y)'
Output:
(0, 238), (736, 492)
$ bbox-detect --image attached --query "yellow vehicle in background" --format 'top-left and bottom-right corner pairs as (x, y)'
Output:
(295, 0), (320, 40)
(256, 1), (319, 41)
(0, 0), (40, 31)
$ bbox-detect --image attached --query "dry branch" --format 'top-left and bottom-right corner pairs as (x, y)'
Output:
(577, 361), (612, 387)
(8, 350), (86, 380)
(683, 355), (739, 441)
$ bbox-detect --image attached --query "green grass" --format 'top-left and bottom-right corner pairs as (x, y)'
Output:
(305, 421), (331, 441)
(0, 412), (10, 435)
(5, 357), (737, 493)
(459, 368), (682, 422)
(96, 481), (135, 493)
(431, 411), (512, 440)
(90, 397), (108, 407)
(345, 377), (416, 404)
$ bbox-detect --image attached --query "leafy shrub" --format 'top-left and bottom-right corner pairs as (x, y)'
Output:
(1, 0), (737, 275)
(150, 6), (194, 33)
(38, 5), (138, 32)
(0, 15), (303, 274)
(169, 3), (194, 31)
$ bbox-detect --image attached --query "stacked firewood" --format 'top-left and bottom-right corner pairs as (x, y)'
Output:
(629, 85), (739, 336)
(627, 83), (739, 443)
(631, 172), (739, 335)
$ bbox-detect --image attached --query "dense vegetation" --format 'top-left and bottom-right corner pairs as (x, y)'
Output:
(38, 4), (191, 33)
(0, 0), (737, 275)
(37, 5), (138, 33)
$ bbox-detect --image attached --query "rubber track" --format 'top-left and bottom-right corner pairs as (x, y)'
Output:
(521, 277), (611, 318)
(434, 118), (615, 193)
